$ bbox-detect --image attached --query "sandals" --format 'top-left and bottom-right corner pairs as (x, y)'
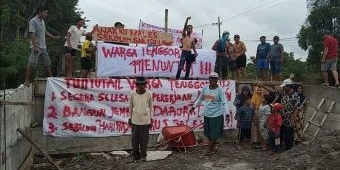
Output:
(320, 82), (329, 86)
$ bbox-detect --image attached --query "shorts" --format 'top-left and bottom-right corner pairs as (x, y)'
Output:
(64, 47), (77, 56)
(236, 55), (247, 68)
(204, 115), (224, 140)
(81, 57), (92, 70)
(321, 58), (338, 72)
(27, 48), (50, 67)
(230, 59), (238, 71)
(270, 60), (282, 74)
(240, 128), (251, 142)
(256, 59), (269, 70)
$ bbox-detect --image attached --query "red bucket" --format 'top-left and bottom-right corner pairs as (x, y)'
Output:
(161, 125), (197, 148)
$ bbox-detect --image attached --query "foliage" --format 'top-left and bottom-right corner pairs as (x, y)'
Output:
(0, 0), (83, 89)
(297, 0), (340, 72)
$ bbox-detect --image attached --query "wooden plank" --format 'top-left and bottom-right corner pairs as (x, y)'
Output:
(92, 27), (173, 46)
(303, 98), (325, 133)
(0, 101), (34, 106)
(17, 128), (62, 170)
(308, 121), (321, 127)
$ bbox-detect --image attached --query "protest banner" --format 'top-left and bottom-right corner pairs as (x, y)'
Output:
(92, 26), (173, 46)
(43, 78), (236, 137)
(96, 42), (215, 78)
(139, 21), (203, 49)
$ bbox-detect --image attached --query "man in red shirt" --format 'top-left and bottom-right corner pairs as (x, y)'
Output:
(321, 30), (339, 87)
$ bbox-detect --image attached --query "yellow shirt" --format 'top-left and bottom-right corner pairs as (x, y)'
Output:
(234, 41), (246, 55)
(182, 36), (193, 51)
(81, 40), (92, 58)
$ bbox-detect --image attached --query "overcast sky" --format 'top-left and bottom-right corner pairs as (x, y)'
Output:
(78, 0), (308, 61)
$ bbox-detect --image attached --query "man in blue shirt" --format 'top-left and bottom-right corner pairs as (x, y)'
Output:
(256, 36), (271, 80)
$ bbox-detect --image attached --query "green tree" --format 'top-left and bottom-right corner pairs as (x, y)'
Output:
(0, 0), (83, 89)
(297, 0), (340, 73)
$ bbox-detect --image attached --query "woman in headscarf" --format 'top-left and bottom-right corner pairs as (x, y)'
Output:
(212, 31), (231, 80)
(233, 85), (252, 110)
(251, 86), (264, 145)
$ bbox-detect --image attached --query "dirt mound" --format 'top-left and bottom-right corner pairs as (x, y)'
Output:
(259, 130), (340, 170)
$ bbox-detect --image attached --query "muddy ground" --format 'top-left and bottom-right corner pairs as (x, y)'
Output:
(32, 130), (340, 170)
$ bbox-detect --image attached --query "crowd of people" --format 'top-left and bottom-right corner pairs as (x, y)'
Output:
(22, 5), (335, 161)
(234, 76), (307, 155)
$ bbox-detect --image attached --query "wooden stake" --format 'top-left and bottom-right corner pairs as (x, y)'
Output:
(17, 128), (62, 170)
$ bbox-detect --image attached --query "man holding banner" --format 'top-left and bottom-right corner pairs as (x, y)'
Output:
(189, 72), (230, 155)
(175, 17), (198, 80)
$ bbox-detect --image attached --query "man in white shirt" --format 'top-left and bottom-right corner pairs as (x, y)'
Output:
(64, 18), (86, 77)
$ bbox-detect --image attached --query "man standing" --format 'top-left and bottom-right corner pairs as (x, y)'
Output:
(256, 36), (271, 80)
(321, 30), (339, 87)
(128, 77), (153, 161)
(233, 34), (247, 80)
(269, 36), (284, 81)
(64, 18), (86, 78)
(189, 72), (229, 155)
(24, 5), (59, 86)
(212, 31), (231, 80)
(175, 16), (198, 80)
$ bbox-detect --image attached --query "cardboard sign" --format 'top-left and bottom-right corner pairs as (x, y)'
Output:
(139, 21), (203, 49)
(43, 78), (237, 137)
(92, 26), (173, 46)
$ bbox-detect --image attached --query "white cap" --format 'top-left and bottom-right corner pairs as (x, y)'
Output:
(280, 78), (293, 87)
(209, 72), (219, 78)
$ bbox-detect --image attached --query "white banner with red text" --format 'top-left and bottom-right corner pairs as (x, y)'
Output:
(139, 21), (203, 49)
(43, 77), (236, 137)
(96, 42), (215, 78)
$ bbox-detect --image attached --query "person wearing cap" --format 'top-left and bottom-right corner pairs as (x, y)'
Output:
(212, 31), (231, 80)
(175, 16), (198, 80)
(280, 79), (300, 150)
(256, 36), (271, 80)
(189, 72), (229, 155)
(64, 18), (86, 78)
(128, 77), (153, 161)
(233, 34), (247, 80)
(321, 30), (339, 87)
(269, 36), (284, 81)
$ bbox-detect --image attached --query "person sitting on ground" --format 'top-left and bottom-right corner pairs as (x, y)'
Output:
(267, 103), (283, 155)
(235, 96), (254, 149)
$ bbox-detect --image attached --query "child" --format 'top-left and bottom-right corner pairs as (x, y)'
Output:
(80, 33), (96, 78)
(235, 96), (254, 149)
(259, 94), (272, 150)
(267, 103), (283, 155)
(128, 77), (153, 161)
